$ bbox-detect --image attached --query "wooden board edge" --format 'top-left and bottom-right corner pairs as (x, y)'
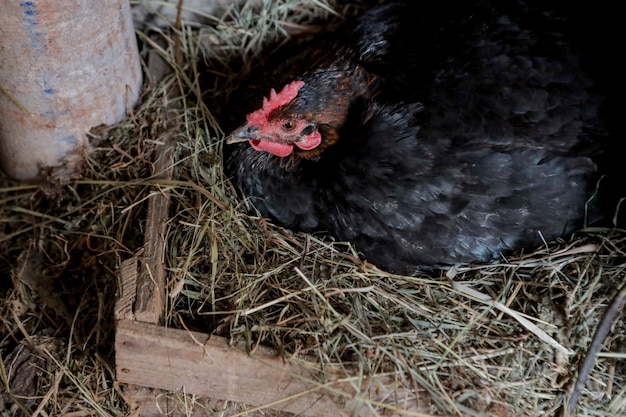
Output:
(115, 319), (431, 417)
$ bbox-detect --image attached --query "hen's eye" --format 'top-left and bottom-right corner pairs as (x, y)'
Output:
(282, 121), (297, 131)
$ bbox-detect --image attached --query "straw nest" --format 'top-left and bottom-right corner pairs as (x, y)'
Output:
(1, 1), (625, 416)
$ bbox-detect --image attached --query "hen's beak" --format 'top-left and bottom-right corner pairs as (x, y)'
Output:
(226, 122), (302, 158)
(226, 124), (260, 144)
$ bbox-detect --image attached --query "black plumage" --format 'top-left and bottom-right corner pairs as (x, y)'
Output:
(223, 0), (620, 272)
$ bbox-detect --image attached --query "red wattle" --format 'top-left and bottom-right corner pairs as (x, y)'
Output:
(249, 140), (294, 157)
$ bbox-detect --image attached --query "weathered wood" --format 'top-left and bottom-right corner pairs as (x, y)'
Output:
(116, 320), (350, 417)
(120, 384), (212, 417)
(115, 316), (431, 416)
(119, 383), (296, 417)
(132, 33), (178, 324)
(115, 258), (137, 321)
(133, 152), (172, 324)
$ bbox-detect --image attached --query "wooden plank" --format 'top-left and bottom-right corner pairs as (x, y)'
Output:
(133, 147), (172, 324)
(115, 319), (431, 417)
(133, 32), (178, 324)
(116, 320), (349, 417)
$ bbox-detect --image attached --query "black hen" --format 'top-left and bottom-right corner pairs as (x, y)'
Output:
(224, 1), (620, 272)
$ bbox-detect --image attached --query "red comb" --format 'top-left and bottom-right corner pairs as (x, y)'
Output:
(247, 80), (305, 126)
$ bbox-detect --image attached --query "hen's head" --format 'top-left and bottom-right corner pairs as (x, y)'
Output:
(227, 80), (324, 158)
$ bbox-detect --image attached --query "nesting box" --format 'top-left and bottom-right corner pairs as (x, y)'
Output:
(113, 139), (432, 416)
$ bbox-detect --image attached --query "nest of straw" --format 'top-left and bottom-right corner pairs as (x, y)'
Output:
(2, 1), (625, 416)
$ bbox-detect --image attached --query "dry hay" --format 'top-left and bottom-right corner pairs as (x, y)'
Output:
(2, 1), (626, 416)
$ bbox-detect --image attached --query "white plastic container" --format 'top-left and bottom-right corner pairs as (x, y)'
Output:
(0, 0), (142, 181)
